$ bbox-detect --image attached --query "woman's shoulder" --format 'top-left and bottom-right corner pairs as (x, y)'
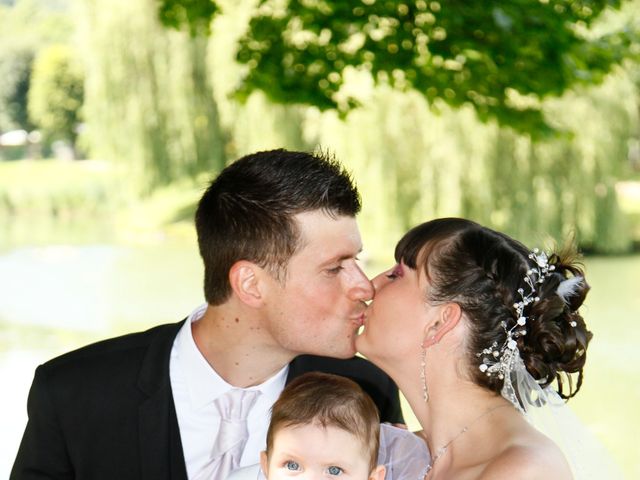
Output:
(478, 433), (572, 480)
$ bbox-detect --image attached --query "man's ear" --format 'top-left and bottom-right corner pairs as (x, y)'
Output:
(228, 260), (264, 308)
(260, 451), (269, 479)
(422, 302), (462, 347)
(369, 465), (386, 480)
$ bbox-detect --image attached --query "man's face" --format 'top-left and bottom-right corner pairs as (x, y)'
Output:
(260, 423), (378, 480)
(261, 211), (373, 358)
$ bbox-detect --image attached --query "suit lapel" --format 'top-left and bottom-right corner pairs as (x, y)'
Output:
(137, 321), (188, 480)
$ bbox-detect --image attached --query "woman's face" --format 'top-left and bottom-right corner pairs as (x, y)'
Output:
(356, 261), (433, 365)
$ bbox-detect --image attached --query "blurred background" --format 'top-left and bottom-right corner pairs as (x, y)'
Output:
(1, 0), (639, 478)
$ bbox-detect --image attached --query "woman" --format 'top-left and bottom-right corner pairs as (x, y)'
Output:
(357, 218), (597, 480)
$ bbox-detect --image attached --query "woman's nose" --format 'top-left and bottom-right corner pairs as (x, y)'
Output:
(371, 271), (391, 296)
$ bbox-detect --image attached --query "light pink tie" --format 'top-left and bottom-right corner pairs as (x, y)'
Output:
(206, 389), (260, 480)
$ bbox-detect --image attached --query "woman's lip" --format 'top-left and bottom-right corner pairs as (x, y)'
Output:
(351, 313), (365, 328)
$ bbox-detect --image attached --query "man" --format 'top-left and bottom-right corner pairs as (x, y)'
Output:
(11, 149), (403, 480)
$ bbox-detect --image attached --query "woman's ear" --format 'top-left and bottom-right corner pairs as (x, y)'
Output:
(228, 260), (264, 307)
(422, 303), (462, 347)
(369, 465), (386, 480)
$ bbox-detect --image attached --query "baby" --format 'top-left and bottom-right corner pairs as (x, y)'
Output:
(260, 372), (386, 480)
(230, 372), (429, 480)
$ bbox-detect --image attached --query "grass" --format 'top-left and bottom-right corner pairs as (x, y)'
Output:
(0, 159), (120, 216)
(0, 159), (205, 249)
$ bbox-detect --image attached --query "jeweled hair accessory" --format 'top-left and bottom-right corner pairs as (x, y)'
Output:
(556, 276), (584, 328)
(472, 250), (620, 478)
(476, 249), (555, 384)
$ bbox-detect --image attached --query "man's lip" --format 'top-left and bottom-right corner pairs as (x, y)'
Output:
(351, 312), (365, 328)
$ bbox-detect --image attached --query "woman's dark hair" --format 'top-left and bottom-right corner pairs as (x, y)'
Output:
(396, 218), (592, 399)
(195, 149), (361, 305)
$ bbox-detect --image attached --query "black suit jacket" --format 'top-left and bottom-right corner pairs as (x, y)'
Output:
(11, 321), (403, 480)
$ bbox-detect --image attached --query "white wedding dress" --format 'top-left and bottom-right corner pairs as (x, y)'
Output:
(505, 354), (625, 480)
(227, 423), (431, 480)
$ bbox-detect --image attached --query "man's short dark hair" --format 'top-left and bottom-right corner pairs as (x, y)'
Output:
(195, 149), (361, 305)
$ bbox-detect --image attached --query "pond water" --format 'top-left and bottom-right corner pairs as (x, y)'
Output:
(0, 241), (204, 333)
(1, 238), (638, 478)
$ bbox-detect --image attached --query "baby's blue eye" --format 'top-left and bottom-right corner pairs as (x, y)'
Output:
(285, 461), (300, 471)
(327, 466), (343, 476)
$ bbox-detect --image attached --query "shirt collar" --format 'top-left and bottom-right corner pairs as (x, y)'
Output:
(176, 303), (289, 411)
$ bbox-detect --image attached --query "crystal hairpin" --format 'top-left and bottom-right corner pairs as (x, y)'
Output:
(476, 249), (555, 380)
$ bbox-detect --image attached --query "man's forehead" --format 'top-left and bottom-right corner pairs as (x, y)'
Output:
(291, 211), (362, 259)
(294, 211), (361, 238)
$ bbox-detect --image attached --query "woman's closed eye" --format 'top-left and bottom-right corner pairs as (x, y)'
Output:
(385, 264), (403, 280)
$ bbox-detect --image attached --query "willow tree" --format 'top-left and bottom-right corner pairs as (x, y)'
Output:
(78, 0), (225, 189)
(155, 0), (639, 254)
(28, 45), (84, 151)
(0, 45), (34, 132)
(0, 0), (75, 133)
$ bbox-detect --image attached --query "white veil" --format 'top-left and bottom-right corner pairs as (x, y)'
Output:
(503, 354), (624, 480)
(378, 423), (431, 480)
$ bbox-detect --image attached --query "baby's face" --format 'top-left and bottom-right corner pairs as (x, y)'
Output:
(261, 423), (380, 480)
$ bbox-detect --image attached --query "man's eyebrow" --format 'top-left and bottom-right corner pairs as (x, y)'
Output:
(324, 248), (363, 264)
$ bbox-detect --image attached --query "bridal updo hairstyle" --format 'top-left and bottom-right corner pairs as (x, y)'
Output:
(396, 218), (592, 399)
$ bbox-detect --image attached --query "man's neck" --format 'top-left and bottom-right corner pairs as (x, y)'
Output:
(191, 303), (294, 388)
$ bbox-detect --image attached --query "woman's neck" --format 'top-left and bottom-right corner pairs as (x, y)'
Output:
(394, 359), (513, 458)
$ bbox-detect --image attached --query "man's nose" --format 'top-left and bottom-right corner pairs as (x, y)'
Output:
(348, 264), (374, 302)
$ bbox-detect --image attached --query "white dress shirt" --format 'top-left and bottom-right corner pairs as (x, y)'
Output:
(170, 304), (289, 480)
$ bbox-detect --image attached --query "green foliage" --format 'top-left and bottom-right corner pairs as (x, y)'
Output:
(155, 0), (637, 134)
(304, 64), (637, 258)
(0, 45), (34, 131)
(0, 0), (74, 132)
(78, 0), (226, 189)
(0, 0), (73, 45)
(27, 44), (84, 146)
(158, 0), (218, 36)
(237, 0), (638, 134)
(62, 0), (640, 253)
